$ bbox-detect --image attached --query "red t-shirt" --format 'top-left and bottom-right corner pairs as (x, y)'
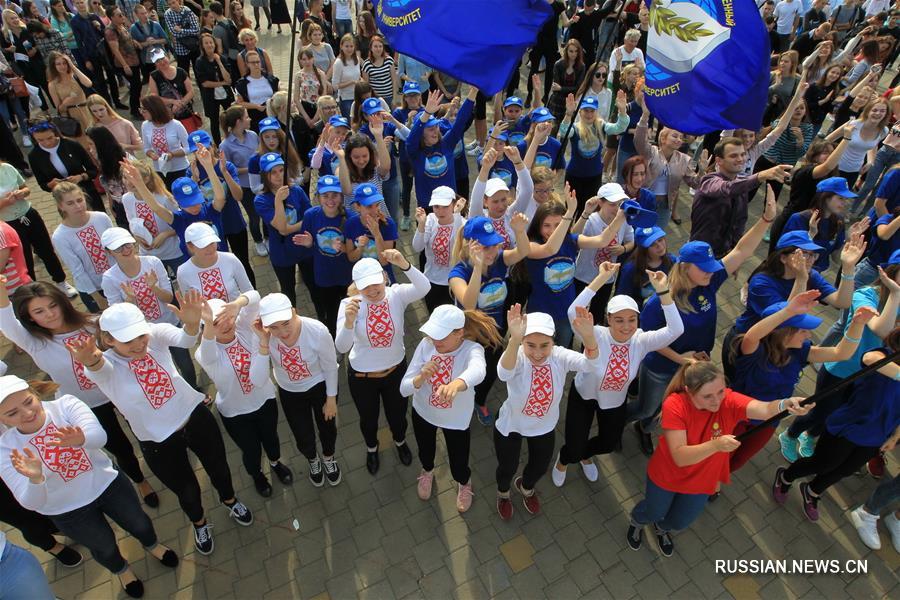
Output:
(647, 389), (753, 495)
(0, 222), (30, 294)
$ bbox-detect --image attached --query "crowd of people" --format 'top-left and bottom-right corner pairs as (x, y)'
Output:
(0, 0), (899, 597)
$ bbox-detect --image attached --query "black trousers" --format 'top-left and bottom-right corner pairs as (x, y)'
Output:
(573, 279), (614, 327)
(239, 187), (264, 244)
(6, 208), (66, 283)
(279, 382), (337, 460)
(526, 46), (559, 105)
(423, 283), (451, 312)
(138, 404), (235, 523)
(174, 51), (199, 77)
(91, 402), (146, 484)
(117, 65), (143, 114)
(474, 335), (504, 408)
(220, 397), (282, 476)
(272, 259), (314, 307)
(565, 172), (604, 216)
(348, 360), (408, 449)
(494, 427), (556, 493)
(309, 284), (345, 338)
(203, 96), (232, 146)
(0, 114), (28, 171)
(0, 477), (57, 552)
(224, 230), (256, 287)
(559, 386), (627, 465)
(783, 431), (880, 495)
(412, 408), (471, 484)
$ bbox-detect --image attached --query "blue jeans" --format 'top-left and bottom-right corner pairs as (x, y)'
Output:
(853, 145), (900, 217)
(382, 172), (401, 222)
(553, 318), (573, 348)
(334, 18), (353, 38)
(0, 97), (27, 132)
(865, 474), (900, 515)
(631, 477), (709, 533)
(339, 99), (353, 119)
(0, 542), (54, 600)
(49, 471), (158, 574)
(628, 364), (671, 430)
(855, 257), (879, 290)
(655, 196), (671, 230)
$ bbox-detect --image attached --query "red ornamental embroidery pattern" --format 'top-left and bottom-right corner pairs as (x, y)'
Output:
(128, 355), (176, 409)
(63, 331), (97, 391)
(366, 302), (395, 348)
(135, 202), (159, 237)
(29, 423), (93, 482)
(599, 344), (630, 391)
(428, 355), (454, 409)
(431, 225), (452, 266)
(151, 126), (168, 156)
(279, 345), (311, 381)
(76, 226), (111, 274)
(226, 341), (253, 393)
(594, 234), (619, 267)
(131, 275), (161, 321)
(198, 268), (228, 300)
(521, 365), (553, 417)
(492, 218), (511, 249)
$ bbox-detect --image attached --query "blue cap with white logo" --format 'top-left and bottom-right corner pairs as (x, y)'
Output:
(317, 174), (342, 195)
(171, 177), (204, 208)
(186, 130), (212, 153)
(761, 301), (823, 330)
(815, 177), (858, 198)
(634, 226), (667, 248)
(258, 117), (281, 133)
(503, 96), (524, 108)
(402, 81), (422, 95)
(776, 231), (824, 252)
(328, 115), (350, 129)
(677, 241), (724, 273)
(362, 97), (384, 116)
(353, 184), (384, 206)
(418, 110), (441, 128)
(621, 199), (658, 229)
(487, 126), (509, 143)
(530, 107), (554, 123)
(259, 152), (285, 173)
(462, 217), (505, 247)
(579, 96), (599, 111)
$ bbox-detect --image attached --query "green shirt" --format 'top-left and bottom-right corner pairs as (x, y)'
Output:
(0, 163), (28, 222)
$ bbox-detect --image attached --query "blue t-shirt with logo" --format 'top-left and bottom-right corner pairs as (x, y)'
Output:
(448, 259), (509, 329)
(616, 254), (675, 308)
(827, 357), (900, 447)
(170, 203), (227, 257)
(733, 340), (812, 403)
(476, 152), (519, 190)
(641, 265), (729, 375)
(505, 115), (531, 147)
(783, 212), (845, 272)
(187, 160), (245, 236)
(526, 234), (578, 320)
(299, 206), (352, 287)
(868, 213), (900, 265)
(344, 214), (399, 282)
(309, 146), (342, 177)
(253, 186), (311, 267)
(867, 168), (900, 222)
(734, 270), (837, 333)
(359, 121), (398, 180)
(518, 137), (565, 172)
(565, 126), (604, 178)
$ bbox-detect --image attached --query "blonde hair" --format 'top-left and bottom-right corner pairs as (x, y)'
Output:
(52, 182), (84, 217)
(451, 222), (473, 265)
(667, 262), (697, 314)
(133, 160), (175, 205)
(530, 167), (561, 202)
(87, 94), (125, 125)
(664, 360), (724, 399)
(238, 28), (258, 44)
(462, 310), (503, 349)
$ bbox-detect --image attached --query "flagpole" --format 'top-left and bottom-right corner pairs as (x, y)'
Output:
(283, 4), (300, 159)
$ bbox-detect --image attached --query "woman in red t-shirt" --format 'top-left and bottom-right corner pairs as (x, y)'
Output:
(627, 361), (811, 557)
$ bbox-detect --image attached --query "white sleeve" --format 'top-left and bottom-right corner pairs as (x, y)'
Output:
(469, 177), (486, 216)
(568, 286), (596, 324)
(249, 172), (263, 195)
(334, 298), (355, 353)
(456, 343), (486, 390)
(249, 347), (272, 387)
(509, 165), (533, 217)
(1, 461), (48, 512)
(151, 258), (173, 295)
(411, 219), (427, 252)
(0, 304), (40, 355)
(101, 271), (124, 305)
(61, 395), (107, 449)
(555, 346), (600, 374)
(153, 323), (199, 349)
(496, 349), (522, 382)
(195, 336), (222, 381)
(228, 253), (253, 294)
(393, 265), (431, 306)
(400, 342), (427, 397)
(235, 290), (261, 332)
(313, 320), (339, 397)
(83, 355), (115, 391)
(637, 302), (685, 353)
(52, 229), (94, 293)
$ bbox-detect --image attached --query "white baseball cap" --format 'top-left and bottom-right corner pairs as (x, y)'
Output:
(0, 375), (29, 405)
(184, 222), (220, 248)
(100, 227), (136, 250)
(259, 293), (294, 327)
(429, 186), (456, 207)
(598, 182), (629, 203)
(99, 302), (151, 342)
(352, 258), (385, 290)
(419, 304), (465, 340)
(606, 295), (640, 315)
(128, 218), (153, 246)
(206, 298), (227, 318)
(484, 178), (509, 197)
(524, 312), (555, 338)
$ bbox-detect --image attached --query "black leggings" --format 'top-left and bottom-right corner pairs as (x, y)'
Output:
(423, 283), (451, 313)
(138, 404), (235, 523)
(309, 284), (346, 338)
(559, 386), (627, 465)
(347, 360), (408, 449)
(279, 382), (338, 460)
(0, 477), (58, 552)
(474, 334), (504, 408)
(783, 431), (880, 495)
(117, 65), (143, 114)
(91, 402), (146, 484)
(224, 230), (256, 288)
(494, 428), (556, 493)
(272, 259), (315, 307)
(239, 187), (264, 244)
(220, 397), (282, 476)
(411, 408), (471, 484)
(573, 279), (614, 327)
(6, 209), (67, 283)
(565, 172), (604, 216)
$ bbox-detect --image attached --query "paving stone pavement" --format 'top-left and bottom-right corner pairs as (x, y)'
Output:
(2, 20), (899, 600)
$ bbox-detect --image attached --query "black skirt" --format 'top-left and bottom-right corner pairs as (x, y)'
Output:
(271, 0), (291, 24)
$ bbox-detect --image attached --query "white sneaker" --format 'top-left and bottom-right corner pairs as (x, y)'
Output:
(466, 144), (483, 157)
(255, 241), (268, 257)
(885, 512), (900, 553)
(56, 281), (78, 298)
(22, 135), (32, 148)
(849, 506), (881, 550)
(464, 140), (479, 151)
(551, 452), (566, 487)
(580, 459), (599, 482)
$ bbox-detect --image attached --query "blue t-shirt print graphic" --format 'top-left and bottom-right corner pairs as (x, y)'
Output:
(492, 167), (513, 187)
(544, 256), (575, 292)
(424, 152), (449, 178)
(316, 226), (344, 256)
(479, 277), (508, 311)
(534, 153), (553, 169)
(577, 136), (601, 159)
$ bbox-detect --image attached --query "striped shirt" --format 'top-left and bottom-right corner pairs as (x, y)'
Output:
(762, 120), (815, 166)
(363, 56), (395, 101)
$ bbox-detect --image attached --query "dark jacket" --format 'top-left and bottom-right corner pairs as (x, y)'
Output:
(690, 172), (762, 257)
(28, 138), (98, 195)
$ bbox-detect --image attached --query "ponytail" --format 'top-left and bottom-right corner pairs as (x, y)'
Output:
(462, 309), (502, 349)
(664, 360), (724, 399)
(29, 380), (61, 398)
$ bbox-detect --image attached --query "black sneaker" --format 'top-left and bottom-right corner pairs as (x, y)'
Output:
(226, 500), (253, 526)
(309, 457), (325, 487)
(366, 450), (380, 475)
(53, 545), (83, 567)
(626, 524), (643, 550)
(272, 462), (293, 485)
(142, 492), (159, 508)
(634, 422), (654, 457)
(323, 458), (342, 486)
(397, 442), (413, 466)
(158, 549), (179, 568)
(654, 527), (674, 557)
(253, 472), (272, 497)
(193, 522), (214, 555)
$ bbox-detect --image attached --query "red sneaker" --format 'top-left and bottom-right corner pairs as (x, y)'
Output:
(514, 476), (541, 515)
(496, 495), (513, 520)
(868, 453), (886, 479)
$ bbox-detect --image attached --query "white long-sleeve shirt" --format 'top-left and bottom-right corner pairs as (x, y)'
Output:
(335, 266), (431, 372)
(176, 252), (253, 302)
(411, 213), (466, 285)
(569, 289), (684, 409)
(263, 316), (339, 396)
(0, 395), (117, 515)
(400, 338), (486, 430)
(122, 191), (183, 262)
(0, 305), (109, 408)
(468, 166), (535, 249)
(102, 256), (178, 326)
(195, 291), (278, 417)
(51, 212), (114, 293)
(85, 324), (202, 442)
(496, 346), (599, 437)
(573, 213), (633, 285)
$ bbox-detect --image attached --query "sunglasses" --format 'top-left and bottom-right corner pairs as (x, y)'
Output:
(595, 72), (607, 79)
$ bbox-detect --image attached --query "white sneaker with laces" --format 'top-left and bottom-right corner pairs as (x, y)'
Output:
(849, 506), (881, 550)
(465, 140), (479, 151)
(581, 459), (599, 482)
(255, 241), (269, 257)
(56, 281), (78, 298)
(466, 144), (483, 157)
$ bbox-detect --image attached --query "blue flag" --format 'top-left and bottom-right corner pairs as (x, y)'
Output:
(375, 0), (553, 95)
(644, 0), (770, 135)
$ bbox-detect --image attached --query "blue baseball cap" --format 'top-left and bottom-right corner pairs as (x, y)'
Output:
(186, 130), (212, 153)
(328, 115), (350, 129)
(634, 226), (666, 248)
(579, 96), (599, 111)
(171, 177), (204, 208)
(417, 110), (441, 128)
(776, 231), (824, 252)
(530, 107), (554, 123)
(816, 176), (858, 198)
(361, 97), (384, 116)
(462, 217), (504, 247)
(402, 81), (422, 95)
(503, 96), (524, 109)
(317, 174), (342, 194)
(258, 117), (281, 133)
(259, 152), (285, 173)
(488, 126), (509, 143)
(882, 249), (900, 268)
(761, 301), (824, 330)
(353, 183), (383, 206)
(621, 199), (658, 229)
(677, 241), (723, 273)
